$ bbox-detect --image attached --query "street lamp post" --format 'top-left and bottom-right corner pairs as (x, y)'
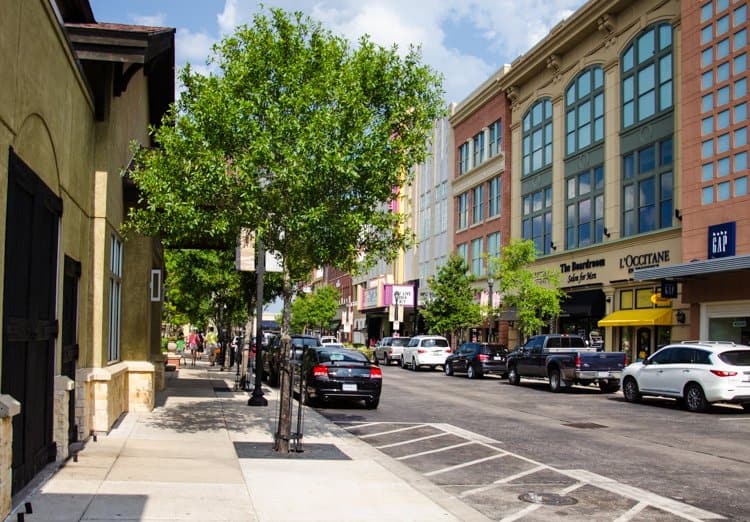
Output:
(487, 277), (494, 342)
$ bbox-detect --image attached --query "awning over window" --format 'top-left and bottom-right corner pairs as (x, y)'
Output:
(597, 308), (672, 327)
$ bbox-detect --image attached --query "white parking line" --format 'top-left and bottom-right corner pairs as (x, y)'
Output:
(459, 464), (547, 498)
(375, 432), (450, 449)
(432, 422), (501, 444)
(397, 441), (475, 461)
(359, 423), (429, 439)
(613, 501), (648, 522)
(339, 421), (383, 430)
(424, 452), (509, 477)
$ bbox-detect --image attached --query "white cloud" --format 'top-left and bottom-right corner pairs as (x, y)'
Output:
(175, 28), (216, 67)
(132, 13), (167, 27)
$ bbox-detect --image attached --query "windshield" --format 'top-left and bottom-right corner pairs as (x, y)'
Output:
(718, 350), (750, 366)
(318, 349), (369, 363)
(391, 338), (411, 346)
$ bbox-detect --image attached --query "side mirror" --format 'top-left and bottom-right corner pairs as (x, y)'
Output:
(642, 358), (651, 366)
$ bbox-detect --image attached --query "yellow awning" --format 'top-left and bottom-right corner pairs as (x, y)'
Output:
(598, 308), (672, 327)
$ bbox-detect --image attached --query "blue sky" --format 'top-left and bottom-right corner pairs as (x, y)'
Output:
(90, 0), (587, 104)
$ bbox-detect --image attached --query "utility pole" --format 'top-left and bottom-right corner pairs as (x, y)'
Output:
(248, 236), (268, 407)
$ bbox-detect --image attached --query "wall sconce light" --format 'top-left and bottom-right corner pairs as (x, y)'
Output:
(676, 310), (686, 324)
(550, 241), (557, 251)
(606, 296), (612, 303)
(675, 209), (682, 221)
(603, 227), (611, 238)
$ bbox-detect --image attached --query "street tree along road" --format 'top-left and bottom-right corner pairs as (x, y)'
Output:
(319, 367), (750, 520)
(125, 8), (444, 451)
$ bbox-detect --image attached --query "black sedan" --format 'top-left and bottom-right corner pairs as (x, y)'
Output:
(295, 346), (382, 408)
(444, 342), (509, 379)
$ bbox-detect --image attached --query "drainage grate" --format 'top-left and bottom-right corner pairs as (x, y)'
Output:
(519, 492), (579, 506)
(562, 422), (607, 429)
(234, 442), (351, 460)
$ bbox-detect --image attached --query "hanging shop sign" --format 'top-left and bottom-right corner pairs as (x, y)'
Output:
(708, 221), (736, 259)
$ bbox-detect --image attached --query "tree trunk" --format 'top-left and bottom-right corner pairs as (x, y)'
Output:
(274, 276), (294, 452)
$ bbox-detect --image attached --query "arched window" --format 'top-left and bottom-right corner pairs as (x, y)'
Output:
(621, 23), (673, 128)
(566, 67), (604, 155)
(522, 98), (553, 176)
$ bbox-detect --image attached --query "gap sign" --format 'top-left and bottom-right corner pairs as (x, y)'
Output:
(708, 222), (736, 259)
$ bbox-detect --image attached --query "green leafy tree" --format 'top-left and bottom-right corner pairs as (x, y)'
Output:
(489, 239), (565, 341)
(124, 8), (444, 451)
(290, 285), (339, 334)
(420, 254), (482, 347)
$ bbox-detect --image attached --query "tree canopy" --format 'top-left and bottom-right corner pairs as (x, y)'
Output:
(489, 239), (565, 341)
(290, 285), (339, 334)
(420, 254), (482, 344)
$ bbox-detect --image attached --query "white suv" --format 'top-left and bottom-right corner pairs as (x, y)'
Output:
(621, 341), (750, 412)
(401, 335), (451, 371)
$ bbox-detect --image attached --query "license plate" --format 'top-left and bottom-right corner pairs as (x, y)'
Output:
(493, 356), (504, 361)
(342, 383), (357, 391)
(597, 371), (610, 377)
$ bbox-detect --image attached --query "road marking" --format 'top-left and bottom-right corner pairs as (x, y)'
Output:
(375, 432), (450, 449)
(359, 423), (429, 439)
(459, 464), (548, 498)
(397, 441), (475, 461)
(424, 452), (508, 477)
(718, 417), (750, 421)
(500, 482), (584, 522)
(432, 422), (501, 444)
(562, 469), (725, 520)
(339, 421), (383, 430)
(613, 501), (648, 522)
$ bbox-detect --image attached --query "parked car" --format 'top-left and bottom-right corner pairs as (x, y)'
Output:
(374, 336), (411, 365)
(263, 334), (321, 386)
(320, 336), (338, 344)
(505, 334), (626, 393)
(294, 345), (382, 408)
(401, 335), (451, 371)
(621, 341), (750, 412)
(445, 342), (509, 379)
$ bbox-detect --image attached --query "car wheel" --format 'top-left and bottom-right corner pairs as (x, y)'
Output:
(444, 361), (454, 376)
(598, 379), (619, 393)
(302, 387), (316, 406)
(548, 369), (563, 393)
(411, 357), (419, 371)
(384, 354), (390, 366)
(365, 397), (380, 409)
(401, 357), (407, 369)
(622, 377), (641, 403)
(684, 383), (709, 413)
(507, 366), (520, 385)
(467, 364), (477, 379)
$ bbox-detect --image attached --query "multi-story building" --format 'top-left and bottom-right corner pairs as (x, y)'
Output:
(404, 110), (455, 335)
(634, 0), (750, 345)
(466, 0), (684, 357)
(449, 70), (512, 346)
(1, 0), (174, 516)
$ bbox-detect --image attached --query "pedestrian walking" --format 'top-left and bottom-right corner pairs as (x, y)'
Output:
(188, 329), (199, 367)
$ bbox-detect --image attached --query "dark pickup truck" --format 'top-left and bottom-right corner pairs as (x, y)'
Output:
(506, 334), (626, 393)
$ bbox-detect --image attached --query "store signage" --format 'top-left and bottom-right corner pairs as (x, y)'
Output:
(384, 284), (415, 307)
(362, 286), (379, 309)
(660, 279), (678, 299)
(708, 222), (736, 259)
(559, 258), (605, 284)
(619, 250), (670, 273)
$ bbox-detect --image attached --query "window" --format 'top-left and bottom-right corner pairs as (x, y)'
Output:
(718, 180), (731, 200)
(735, 77), (747, 97)
(622, 23), (673, 128)
(718, 109), (730, 129)
(718, 85), (730, 106)
(736, 126), (747, 146)
(703, 185), (714, 204)
(737, 4), (748, 26)
(701, 1), (713, 23)
(703, 116), (714, 135)
(472, 185), (484, 224)
(622, 138), (674, 236)
(566, 166), (605, 249)
(718, 156), (731, 176)
(702, 47), (714, 67)
(736, 29), (747, 49)
(487, 232), (501, 259)
(703, 163), (714, 181)
(522, 186), (553, 255)
(736, 102), (748, 122)
(108, 234), (123, 362)
(718, 15), (730, 36)
(457, 243), (468, 264)
(522, 99), (553, 176)
(702, 25), (713, 45)
(735, 151), (747, 170)
(703, 139), (714, 158)
(736, 176), (748, 196)
(488, 176), (501, 217)
(471, 238), (484, 276)
(718, 38), (731, 59)
(473, 131), (485, 167)
(736, 53), (747, 74)
(703, 93), (714, 112)
(717, 61), (730, 82)
(566, 67), (604, 155)
(457, 192), (469, 230)
(459, 142), (470, 175)
(488, 119), (502, 157)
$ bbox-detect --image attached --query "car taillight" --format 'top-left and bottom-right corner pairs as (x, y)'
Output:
(624, 353), (629, 366)
(478, 354), (489, 361)
(418, 348), (426, 353)
(575, 353), (582, 370)
(369, 366), (383, 379)
(446, 348), (452, 353)
(312, 365), (329, 378)
(710, 370), (738, 377)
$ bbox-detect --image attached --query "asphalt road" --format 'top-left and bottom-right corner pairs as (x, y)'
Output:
(316, 364), (750, 521)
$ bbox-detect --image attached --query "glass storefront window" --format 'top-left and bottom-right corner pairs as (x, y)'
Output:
(620, 290), (634, 309)
(636, 288), (653, 308)
(708, 316), (750, 344)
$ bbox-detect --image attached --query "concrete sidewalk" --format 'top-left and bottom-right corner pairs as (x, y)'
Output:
(6, 363), (490, 521)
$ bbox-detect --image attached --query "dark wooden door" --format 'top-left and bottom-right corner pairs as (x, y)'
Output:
(2, 149), (61, 494)
(61, 256), (81, 445)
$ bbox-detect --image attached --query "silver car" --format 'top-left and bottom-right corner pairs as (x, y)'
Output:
(374, 336), (411, 365)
